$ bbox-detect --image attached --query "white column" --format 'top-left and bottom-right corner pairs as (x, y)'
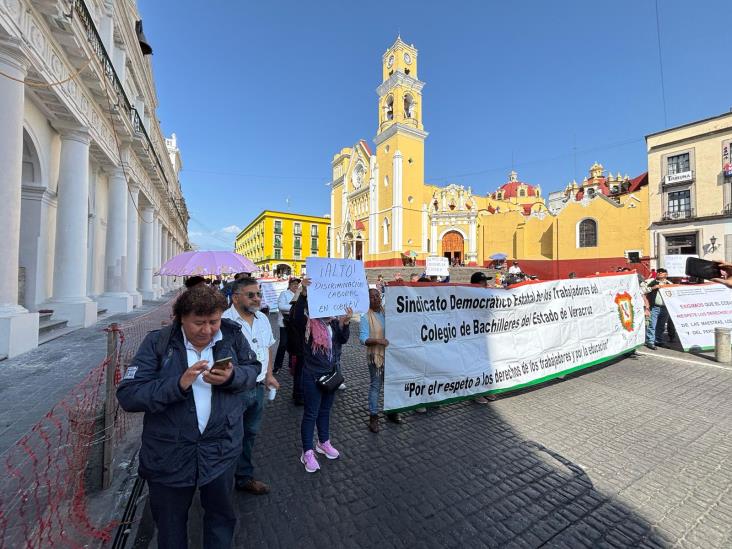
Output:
(152, 217), (162, 297)
(166, 233), (174, 289)
(422, 205), (428, 253)
(161, 226), (169, 291)
(47, 125), (97, 327)
(98, 166), (132, 313)
(431, 221), (438, 255)
(0, 38), (39, 357)
(139, 205), (155, 300)
(392, 150), (403, 252)
(468, 218), (478, 265)
(126, 184), (142, 307)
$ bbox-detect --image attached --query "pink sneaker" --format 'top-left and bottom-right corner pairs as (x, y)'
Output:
(315, 440), (340, 460)
(300, 450), (320, 473)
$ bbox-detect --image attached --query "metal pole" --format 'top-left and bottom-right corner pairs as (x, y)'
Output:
(103, 322), (119, 489)
(715, 327), (731, 364)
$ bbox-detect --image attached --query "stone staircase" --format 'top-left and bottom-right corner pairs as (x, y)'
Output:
(37, 311), (73, 345)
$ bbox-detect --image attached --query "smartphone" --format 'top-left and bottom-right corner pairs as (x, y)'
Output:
(685, 257), (722, 280)
(211, 356), (232, 371)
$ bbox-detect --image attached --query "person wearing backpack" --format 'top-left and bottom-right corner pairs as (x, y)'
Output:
(117, 285), (260, 549)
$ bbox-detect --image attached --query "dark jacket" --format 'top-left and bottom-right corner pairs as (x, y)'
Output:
(116, 318), (260, 487)
(291, 294), (350, 375)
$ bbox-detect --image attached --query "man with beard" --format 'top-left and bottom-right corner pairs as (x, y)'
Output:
(222, 277), (280, 494)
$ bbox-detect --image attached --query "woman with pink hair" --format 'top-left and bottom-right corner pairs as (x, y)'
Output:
(290, 278), (351, 473)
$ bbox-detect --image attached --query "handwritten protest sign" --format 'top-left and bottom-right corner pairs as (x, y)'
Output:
(384, 274), (645, 412)
(305, 258), (369, 319)
(663, 283), (732, 351)
(425, 256), (449, 277)
(259, 280), (289, 311)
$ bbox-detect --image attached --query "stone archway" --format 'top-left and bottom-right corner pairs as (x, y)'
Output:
(274, 263), (292, 277)
(441, 230), (464, 265)
(19, 128), (45, 310)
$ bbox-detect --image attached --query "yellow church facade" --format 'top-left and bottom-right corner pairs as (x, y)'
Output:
(329, 38), (650, 277)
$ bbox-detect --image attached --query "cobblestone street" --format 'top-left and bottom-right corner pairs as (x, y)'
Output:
(222, 319), (732, 548)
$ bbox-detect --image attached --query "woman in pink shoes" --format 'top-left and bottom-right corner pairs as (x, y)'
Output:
(290, 278), (351, 472)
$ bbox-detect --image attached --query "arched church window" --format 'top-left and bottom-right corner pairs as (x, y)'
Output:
(404, 94), (415, 119)
(578, 219), (598, 248)
(384, 175), (389, 187)
(384, 96), (394, 121)
(383, 218), (390, 245)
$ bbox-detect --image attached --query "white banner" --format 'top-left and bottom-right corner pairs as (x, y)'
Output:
(384, 274), (645, 411)
(663, 254), (697, 277)
(305, 257), (369, 319)
(425, 256), (449, 277)
(259, 280), (289, 311)
(662, 284), (732, 351)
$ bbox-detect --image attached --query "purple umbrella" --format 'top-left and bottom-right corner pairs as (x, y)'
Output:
(156, 251), (259, 276)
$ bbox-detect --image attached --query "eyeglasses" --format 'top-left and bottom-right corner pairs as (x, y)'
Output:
(235, 291), (262, 298)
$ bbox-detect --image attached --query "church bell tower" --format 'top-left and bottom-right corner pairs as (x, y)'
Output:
(374, 36), (428, 261)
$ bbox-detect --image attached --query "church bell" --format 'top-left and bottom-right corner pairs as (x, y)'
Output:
(135, 20), (153, 55)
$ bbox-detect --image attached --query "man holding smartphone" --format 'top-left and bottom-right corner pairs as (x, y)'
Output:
(222, 277), (279, 494)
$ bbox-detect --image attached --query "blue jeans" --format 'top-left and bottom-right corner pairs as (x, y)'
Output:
(368, 360), (383, 415)
(646, 305), (669, 345)
(300, 368), (336, 451)
(235, 384), (265, 481)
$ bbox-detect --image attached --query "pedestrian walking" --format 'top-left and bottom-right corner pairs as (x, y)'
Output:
(290, 278), (351, 472)
(273, 277), (300, 374)
(222, 277), (280, 495)
(116, 285), (260, 549)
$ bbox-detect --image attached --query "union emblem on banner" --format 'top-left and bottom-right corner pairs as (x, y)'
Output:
(614, 292), (634, 332)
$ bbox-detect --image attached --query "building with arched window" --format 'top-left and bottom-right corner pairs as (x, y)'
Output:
(0, 0), (189, 358)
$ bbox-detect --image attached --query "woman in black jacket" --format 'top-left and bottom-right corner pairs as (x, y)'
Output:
(290, 279), (351, 473)
(117, 286), (260, 549)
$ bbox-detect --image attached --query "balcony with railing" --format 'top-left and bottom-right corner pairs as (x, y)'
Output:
(661, 208), (695, 221)
(72, 0), (187, 227)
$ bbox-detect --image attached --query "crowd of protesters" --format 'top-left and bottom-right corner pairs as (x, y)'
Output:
(118, 259), (732, 547)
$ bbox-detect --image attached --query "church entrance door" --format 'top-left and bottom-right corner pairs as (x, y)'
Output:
(355, 240), (363, 260)
(441, 231), (464, 265)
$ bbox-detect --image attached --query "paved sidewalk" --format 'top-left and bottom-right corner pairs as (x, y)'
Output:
(150, 318), (732, 548)
(0, 297), (175, 457)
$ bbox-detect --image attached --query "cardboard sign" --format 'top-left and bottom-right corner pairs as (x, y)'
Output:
(663, 254), (697, 277)
(425, 256), (449, 277)
(305, 257), (369, 319)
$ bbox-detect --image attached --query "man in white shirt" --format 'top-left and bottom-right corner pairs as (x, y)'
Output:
(222, 277), (280, 494)
(273, 278), (300, 373)
(508, 261), (522, 275)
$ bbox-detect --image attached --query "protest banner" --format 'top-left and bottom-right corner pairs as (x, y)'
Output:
(662, 283), (732, 351)
(305, 257), (369, 319)
(663, 254), (697, 277)
(383, 274), (645, 412)
(259, 279), (289, 311)
(425, 256), (449, 277)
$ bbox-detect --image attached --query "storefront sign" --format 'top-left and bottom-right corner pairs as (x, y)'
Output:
(664, 171), (693, 185)
(383, 274), (645, 412)
(663, 284), (732, 351)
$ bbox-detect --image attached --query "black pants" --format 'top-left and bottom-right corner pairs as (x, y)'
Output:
(273, 326), (288, 373)
(148, 466), (236, 549)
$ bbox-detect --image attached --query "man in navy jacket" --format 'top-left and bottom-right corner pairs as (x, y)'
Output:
(117, 285), (260, 548)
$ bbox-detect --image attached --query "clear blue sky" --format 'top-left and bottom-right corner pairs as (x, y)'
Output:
(138, 0), (732, 250)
